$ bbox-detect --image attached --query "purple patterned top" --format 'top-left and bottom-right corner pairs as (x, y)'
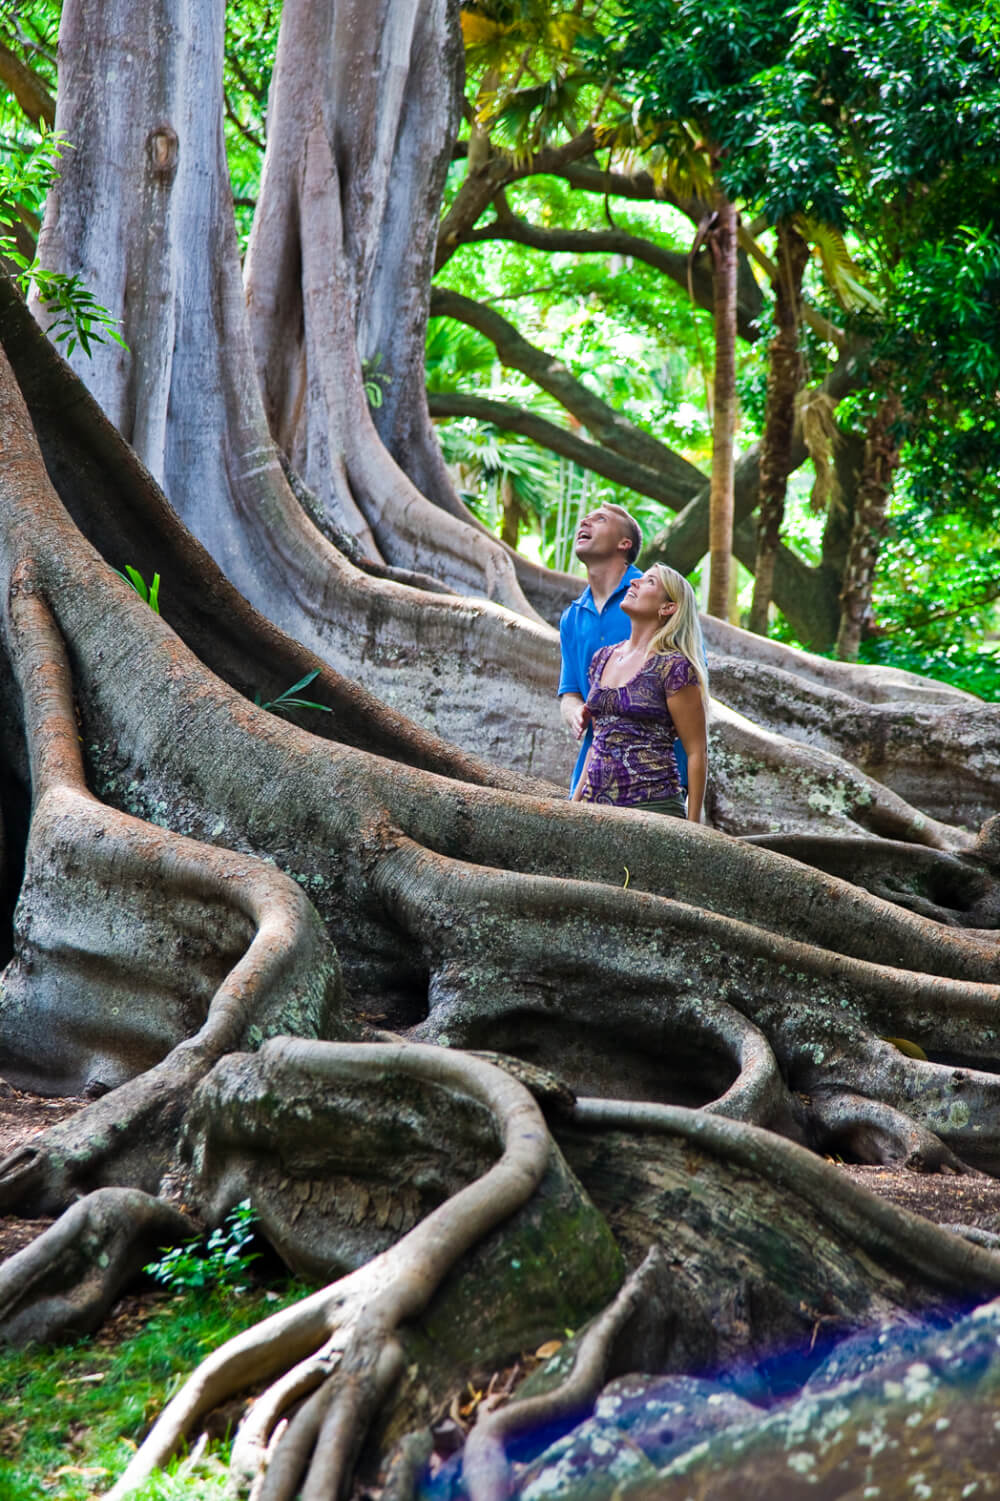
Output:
(580, 646), (699, 805)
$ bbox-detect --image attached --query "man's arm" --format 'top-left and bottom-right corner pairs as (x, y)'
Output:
(559, 692), (589, 739)
(558, 607), (590, 740)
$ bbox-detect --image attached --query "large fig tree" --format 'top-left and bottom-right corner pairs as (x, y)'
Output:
(2, 3), (1000, 1499)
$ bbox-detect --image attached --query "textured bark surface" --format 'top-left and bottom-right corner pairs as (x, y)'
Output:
(748, 221), (809, 634)
(242, 0), (540, 617)
(836, 388), (902, 660)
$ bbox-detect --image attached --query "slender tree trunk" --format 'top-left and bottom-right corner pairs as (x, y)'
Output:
(499, 475), (520, 550)
(835, 389), (902, 661)
(706, 189), (738, 619)
(748, 221), (809, 635)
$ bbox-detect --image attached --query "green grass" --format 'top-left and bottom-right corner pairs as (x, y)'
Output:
(0, 1280), (308, 1499)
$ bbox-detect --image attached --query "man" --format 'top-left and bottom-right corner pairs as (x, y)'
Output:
(558, 502), (689, 796)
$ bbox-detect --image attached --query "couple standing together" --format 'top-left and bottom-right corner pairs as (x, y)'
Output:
(558, 503), (709, 823)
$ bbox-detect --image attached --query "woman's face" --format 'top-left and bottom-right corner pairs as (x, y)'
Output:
(623, 568), (675, 624)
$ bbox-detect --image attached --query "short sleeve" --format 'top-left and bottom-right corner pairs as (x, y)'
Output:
(558, 608), (584, 697)
(656, 653), (699, 698)
(557, 609), (577, 696)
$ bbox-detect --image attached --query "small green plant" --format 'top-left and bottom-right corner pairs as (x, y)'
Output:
(0, 125), (127, 358)
(254, 668), (332, 717)
(114, 564), (161, 612)
(145, 1200), (260, 1293)
(362, 351), (391, 408)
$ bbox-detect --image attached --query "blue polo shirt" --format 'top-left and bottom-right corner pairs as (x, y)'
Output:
(558, 565), (685, 796)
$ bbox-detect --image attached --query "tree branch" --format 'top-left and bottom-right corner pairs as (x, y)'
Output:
(428, 389), (697, 511)
(429, 287), (706, 503)
(461, 206), (762, 342)
(0, 40), (55, 128)
(436, 127), (600, 270)
(224, 91), (266, 153)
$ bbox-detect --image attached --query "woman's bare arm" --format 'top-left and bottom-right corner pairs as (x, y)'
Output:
(668, 685), (707, 823)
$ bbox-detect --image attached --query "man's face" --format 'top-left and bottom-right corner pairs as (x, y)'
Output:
(575, 507), (630, 564)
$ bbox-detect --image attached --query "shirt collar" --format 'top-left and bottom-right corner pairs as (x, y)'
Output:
(577, 563), (643, 613)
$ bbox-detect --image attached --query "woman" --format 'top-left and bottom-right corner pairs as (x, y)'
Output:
(571, 564), (709, 822)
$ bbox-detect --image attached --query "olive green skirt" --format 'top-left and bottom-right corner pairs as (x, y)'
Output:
(631, 796), (686, 819)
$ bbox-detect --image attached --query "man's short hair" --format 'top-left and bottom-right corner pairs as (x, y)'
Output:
(603, 503), (642, 565)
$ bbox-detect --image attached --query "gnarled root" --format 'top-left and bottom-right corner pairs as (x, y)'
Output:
(808, 1087), (975, 1173)
(0, 1187), (195, 1345)
(106, 1043), (559, 1500)
(461, 1248), (668, 1501)
(552, 1100), (1000, 1387)
(0, 578), (345, 1211)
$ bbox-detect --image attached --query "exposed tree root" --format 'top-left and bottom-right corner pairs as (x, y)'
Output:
(0, 558), (345, 1203)
(570, 1100), (1000, 1302)
(105, 1043), (555, 1500)
(709, 644), (1000, 829)
(461, 1248), (668, 1501)
(742, 832), (1000, 928)
(808, 1087), (975, 1173)
(0, 1187), (194, 1344)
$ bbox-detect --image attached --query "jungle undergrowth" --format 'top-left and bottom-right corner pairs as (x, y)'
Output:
(0, 1277), (308, 1500)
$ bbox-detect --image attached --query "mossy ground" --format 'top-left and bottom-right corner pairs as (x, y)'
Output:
(0, 1280), (307, 1500)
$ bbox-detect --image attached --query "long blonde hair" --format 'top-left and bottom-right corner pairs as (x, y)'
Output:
(648, 565), (710, 712)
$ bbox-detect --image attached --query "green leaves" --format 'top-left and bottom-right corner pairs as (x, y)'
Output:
(0, 126), (126, 357)
(114, 565), (161, 613)
(254, 669), (333, 718)
(144, 1200), (260, 1294)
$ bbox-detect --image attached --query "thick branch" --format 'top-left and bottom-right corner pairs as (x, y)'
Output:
(461, 209), (762, 343)
(435, 128), (600, 271)
(428, 390), (691, 511)
(0, 40), (55, 127)
(429, 287), (706, 503)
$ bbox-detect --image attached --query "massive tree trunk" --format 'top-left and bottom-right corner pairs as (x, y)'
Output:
(242, 0), (545, 619)
(4, 8), (1000, 1500)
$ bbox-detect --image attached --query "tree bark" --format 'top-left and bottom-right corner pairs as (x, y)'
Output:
(241, 0), (541, 617)
(836, 389), (902, 661)
(748, 221), (809, 635)
(706, 191), (738, 620)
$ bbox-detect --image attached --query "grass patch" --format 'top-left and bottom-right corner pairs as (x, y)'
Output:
(0, 1279), (308, 1499)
